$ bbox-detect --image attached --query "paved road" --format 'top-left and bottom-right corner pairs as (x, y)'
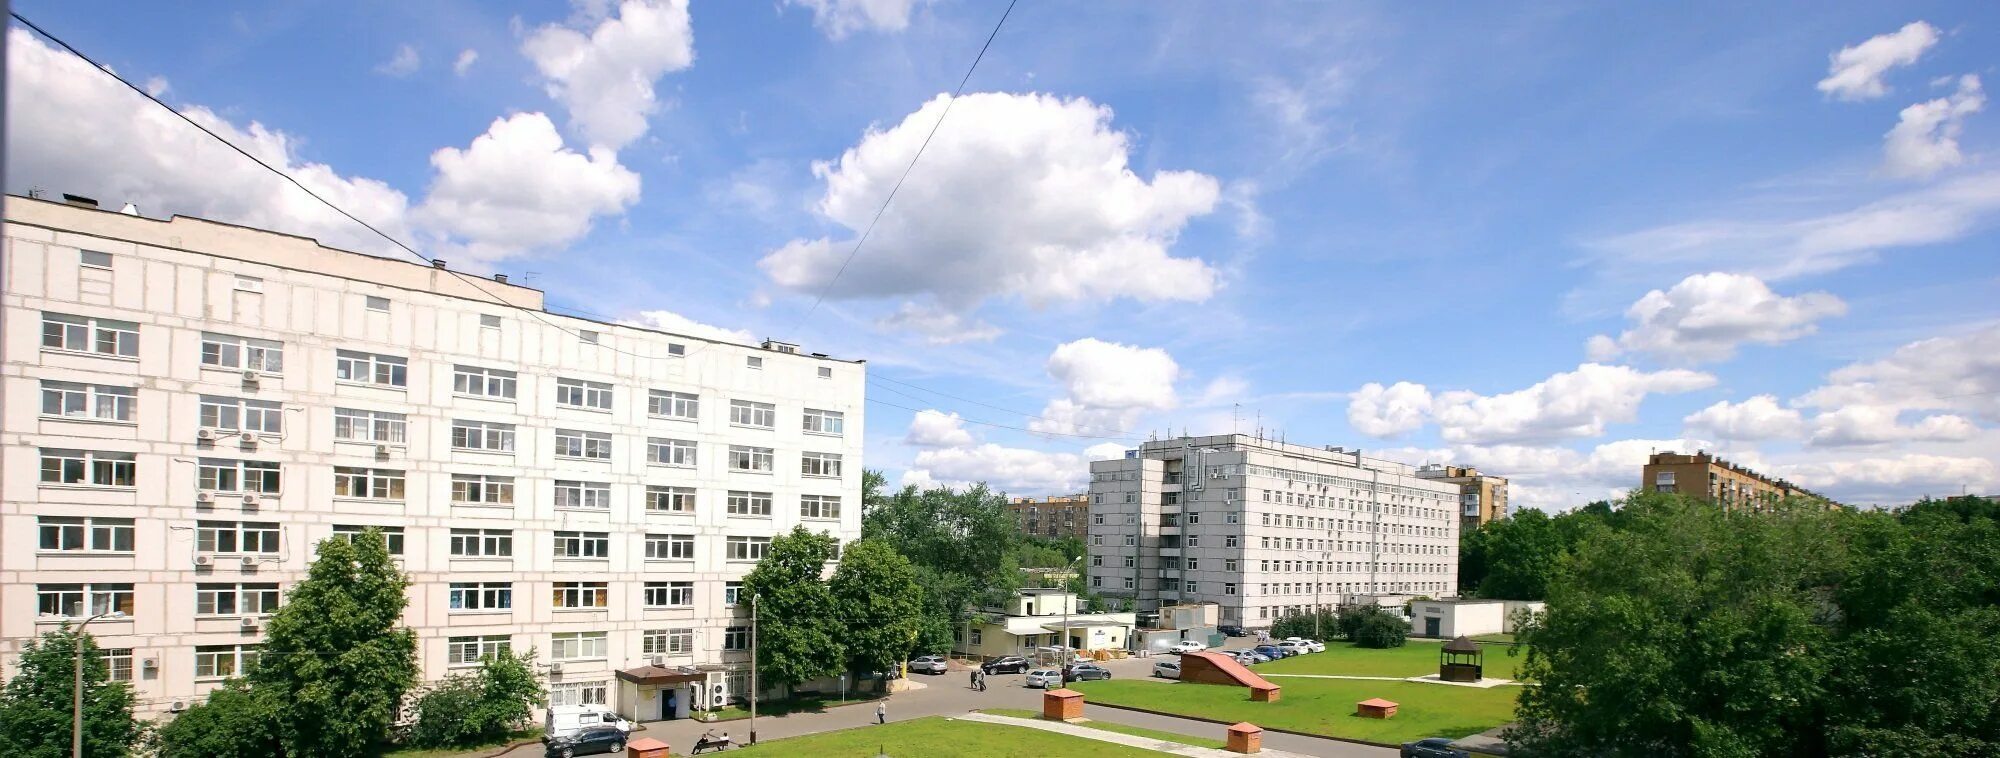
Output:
(509, 640), (1393, 758)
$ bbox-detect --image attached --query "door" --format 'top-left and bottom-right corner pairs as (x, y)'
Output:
(1425, 617), (1441, 638)
(662, 689), (678, 720)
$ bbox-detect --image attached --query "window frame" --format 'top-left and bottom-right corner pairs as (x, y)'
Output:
(42, 313), (138, 358)
(39, 381), (136, 423)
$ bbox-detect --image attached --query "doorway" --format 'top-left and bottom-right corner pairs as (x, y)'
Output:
(1424, 617), (1441, 638)
(661, 689), (678, 720)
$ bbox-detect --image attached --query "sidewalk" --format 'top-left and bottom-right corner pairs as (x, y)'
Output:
(953, 712), (1315, 758)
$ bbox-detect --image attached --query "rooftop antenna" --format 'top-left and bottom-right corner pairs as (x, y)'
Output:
(1233, 403), (1241, 435)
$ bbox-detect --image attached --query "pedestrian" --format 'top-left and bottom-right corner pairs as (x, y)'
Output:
(876, 701), (888, 725)
(978, 670), (987, 691)
(969, 668), (978, 690)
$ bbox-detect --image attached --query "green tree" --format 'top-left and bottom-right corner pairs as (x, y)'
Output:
(828, 539), (926, 680)
(0, 625), (143, 758)
(862, 481), (1023, 653)
(152, 680), (281, 758)
(250, 529), (417, 758)
(1353, 612), (1408, 649)
(741, 526), (844, 694)
(407, 648), (544, 749)
(1271, 609), (1340, 640)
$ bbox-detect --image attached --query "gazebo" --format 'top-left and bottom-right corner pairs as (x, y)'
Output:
(1439, 636), (1483, 682)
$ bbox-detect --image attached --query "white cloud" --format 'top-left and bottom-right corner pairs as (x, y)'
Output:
(905, 409), (974, 447)
(1196, 376), (1251, 407)
(376, 44), (421, 77)
(1808, 406), (1979, 447)
(1378, 437), (1728, 511)
(1774, 453), (1997, 505)
(1797, 324), (2000, 422)
(143, 76), (170, 97)
(904, 444), (1098, 495)
(876, 302), (1002, 344)
(1347, 381), (1433, 437)
(1250, 65), (1352, 166)
(1817, 21), (1939, 101)
(454, 49), (480, 77)
(787, 0), (932, 39)
(1682, 395), (1805, 440)
(1883, 74), (1985, 179)
(1029, 338), (1180, 436)
(620, 309), (755, 344)
(413, 113), (641, 264)
(1439, 365), (1715, 444)
(1588, 272), (1846, 364)
(522, 0), (695, 151)
(759, 92), (1222, 310)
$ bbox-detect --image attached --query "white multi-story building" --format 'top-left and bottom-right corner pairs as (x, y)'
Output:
(1086, 434), (1460, 628)
(0, 195), (864, 719)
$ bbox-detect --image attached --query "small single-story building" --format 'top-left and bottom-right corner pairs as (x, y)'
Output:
(958, 589), (1136, 660)
(1407, 599), (1544, 638)
(612, 665), (732, 722)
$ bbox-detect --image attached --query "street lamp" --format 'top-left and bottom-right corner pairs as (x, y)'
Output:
(73, 609), (126, 758)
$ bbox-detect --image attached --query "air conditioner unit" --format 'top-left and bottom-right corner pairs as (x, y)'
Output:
(649, 655), (666, 666)
(240, 616), (260, 630)
(548, 663), (564, 675)
(196, 428), (217, 442)
(193, 554), (214, 566)
(142, 657), (158, 669)
(239, 432), (257, 445)
(375, 444), (390, 458)
(240, 556), (258, 568)
(241, 370), (259, 383)
(196, 491), (215, 504)
(241, 494), (260, 507)
(169, 700), (187, 713)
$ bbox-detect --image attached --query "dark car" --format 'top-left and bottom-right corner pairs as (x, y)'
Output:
(1063, 663), (1112, 682)
(1218, 624), (1248, 637)
(1253, 644), (1285, 660)
(981, 656), (1030, 674)
(1400, 737), (1469, 758)
(546, 726), (626, 758)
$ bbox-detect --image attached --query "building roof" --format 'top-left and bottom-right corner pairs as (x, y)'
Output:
(1358, 698), (1399, 707)
(615, 665), (706, 685)
(1443, 637), (1481, 653)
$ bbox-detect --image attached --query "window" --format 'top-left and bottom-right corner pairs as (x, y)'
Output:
(1123, 556), (1136, 568)
(1187, 558), (1200, 570)
(723, 627), (751, 651)
(817, 366), (833, 379)
(1123, 536), (1136, 547)
(40, 381), (135, 422)
(746, 356), (763, 369)
(326, 408), (403, 444)
(553, 531), (610, 559)
(1091, 556), (1104, 567)
(236, 275), (265, 292)
(555, 429), (612, 460)
(42, 313), (137, 357)
(1225, 583), (1239, 596)
(453, 366), (517, 399)
(451, 474), (515, 505)
(1226, 513), (1240, 525)
(553, 582), (609, 609)
(554, 480), (611, 510)
(334, 467), (406, 500)
(1185, 581), (1199, 593)
(556, 378), (613, 410)
(1092, 514), (1104, 525)
(450, 420), (515, 452)
(667, 343), (686, 357)
(81, 250), (114, 268)
(330, 525), (405, 555)
(480, 314), (503, 329)
(39, 449), (135, 487)
(548, 682), (608, 707)
(100, 649), (133, 682)
(1090, 536), (1103, 546)
(728, 445), (774, 473)
(726, 491), (773, 517)
(725, 582), (744, 607)
(1655, 471), (1676, 485)
(194, 645), (259, 679)
(38, 516), (134, 553)
(197, 521), (281, 554)
(801, 452), (843, 478)
(729, 400), (775, 428)
(579, 330), (600, 345)
(644, 629), (695, 656)
(1123, 577), (1135, 590)
(647, 438), (697, 467)
(800, 495), (842, 519)
(551, 632), (609, 661)
(802, 409), (845, 436)
(968, 629), (982, 645)
(196, 583), (280, 616)
(644, 581), (694, 608)
(645, 534), (695, 560)
(647, 485), (696, 513)
(335, 350), (408, 387)
(726, 536), (770, 561)
(450, 529), (513, 557)
(1225, 559), (1239, 571)
(365, 295), (391, 312)
(197, 396), (284, 435)
(1091, 576), (1103, 588)
(199, 332), (284, 372)
(448, 635), (511, 666)
(449, 582), (513, 611)
(649, 390), (699, 420)
(36, 583), (134, 618)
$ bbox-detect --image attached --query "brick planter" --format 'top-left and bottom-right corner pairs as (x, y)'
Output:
(1042, 688), (1084, 722)
(1226, 722), (1263, 754)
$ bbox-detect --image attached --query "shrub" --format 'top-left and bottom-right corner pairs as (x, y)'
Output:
(407, 649), (544, 749)
(152, 679), (281, 758)
(1354, 611), (1409, 649)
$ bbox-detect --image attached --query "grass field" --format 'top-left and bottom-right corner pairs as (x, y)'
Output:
(730, 715), (1166, 757)
(382, 728), (541, 758)
(979, 708), (1228, 749)
(1254, 640), (1528, 681)
(1069, 677), (1519, 744)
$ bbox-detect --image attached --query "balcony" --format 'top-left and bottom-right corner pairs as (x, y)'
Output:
(1159, 547), (1182, 559)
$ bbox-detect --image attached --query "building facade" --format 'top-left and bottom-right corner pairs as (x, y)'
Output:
(1641, 451), (1830, 509)
(1006, 495), (1089, 540)
(954, 589), (1135, 660)
(1, 195), (864, 717)
(1085, 435), (1461, 629)
(1415, 464), (1510, 533)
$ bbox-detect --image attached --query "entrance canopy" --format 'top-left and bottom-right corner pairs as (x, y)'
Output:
(616, 665), (706, 686)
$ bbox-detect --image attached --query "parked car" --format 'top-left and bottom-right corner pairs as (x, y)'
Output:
(1283, 637), (1327, 653)
(1169, 640), (1208, 654)
(1218, 624), (1248, 637)
(1400, 737), (1470, 758)
(981, 656), (1031, 674)
(1024, 669), (1064, 688)
(1064, 663), (1112, 682)
(908, 655), (949, 675)
(1235, 651), (1270, 665)
(545, 726), (626, 758)
(1152, 659), (1183, 679)
(543, 705), (630, 744)
(1253, 644), (1285, 660)
(1276, 641), (1308, 656)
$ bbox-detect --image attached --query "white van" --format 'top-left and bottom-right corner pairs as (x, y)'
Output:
(543, 704), (632, 743)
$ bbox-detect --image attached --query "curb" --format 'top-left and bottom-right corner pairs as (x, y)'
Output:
(467, 735), (546, 758)
(700, 694), (888, 723)
(1080, 701), (1403, 750)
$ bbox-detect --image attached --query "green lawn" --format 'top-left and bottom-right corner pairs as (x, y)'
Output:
(706, 694), (879, 721)
(979, 708), (1228, 749)
(1254, 641), (1528, 681)
(382, 728), (541, 758)
(730, 715), (1165, 757)
(1069, 677), (1519, 745)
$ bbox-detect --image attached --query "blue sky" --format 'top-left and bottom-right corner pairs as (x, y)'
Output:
(8, 1), (1998, 509)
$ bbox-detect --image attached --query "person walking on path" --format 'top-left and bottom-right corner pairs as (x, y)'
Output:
(876, 701), (888, 725)
(978, 670), (987, 692)
(969, 669), (978, 690)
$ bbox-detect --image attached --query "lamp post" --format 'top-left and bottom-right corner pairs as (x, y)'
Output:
(749, 593), (759, 746)
(73, 609), (126, 758)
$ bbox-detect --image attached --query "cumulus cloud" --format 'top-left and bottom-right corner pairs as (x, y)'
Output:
(1347, 381), (1433, 437)
(454, 49), (480, 76)
(1378, 437), (1727, 511)
(1808, 406), (1979, 447)
(1883, 74), (1985, 179)
(1773, 453), (1997, 505)
(376, 44), (421, 77)
(1352, 365), (1715, 445)
(903, 444), (1099, 494)
(876, 302), (1002, 344)
(1682, 395), (1805, 440)
(1797, 324), (2000, 422)
(1029, 338), (1180, 436)
(787, 0), (932, 39)
(759, 92), (1222, 311)
(413, 113), (641, 264)
(620, 309), (756, 344)
(1588, 272), (1846, 364)
(522, 0), (695, 151)
(905, 409), (975, 447)
(1817, 21), (1939, 101)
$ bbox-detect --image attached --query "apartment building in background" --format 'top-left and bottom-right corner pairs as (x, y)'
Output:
(1085, 434), (1461, 628)
(0, 194), (864, 719)
(1415, 464), (1510, 534)
(1007, 494), (1089, 540)
(1641, 451), (1832, 509)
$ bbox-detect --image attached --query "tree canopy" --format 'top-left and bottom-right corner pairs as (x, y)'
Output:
(861, 473), (1029, 651)
(828, 538), (926, 677)
(0, 625), (143, 758)
(740, 526), (845, 693)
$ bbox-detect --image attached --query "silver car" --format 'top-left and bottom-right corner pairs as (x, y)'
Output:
(907, 655), (948, 675)
(1152, 660), (1182, 679)
(1024, 669), (1064, 688)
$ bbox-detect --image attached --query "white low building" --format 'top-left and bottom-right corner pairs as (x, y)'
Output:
(1407, 599), (1544, 638)
(957, 589), (1135, 661)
